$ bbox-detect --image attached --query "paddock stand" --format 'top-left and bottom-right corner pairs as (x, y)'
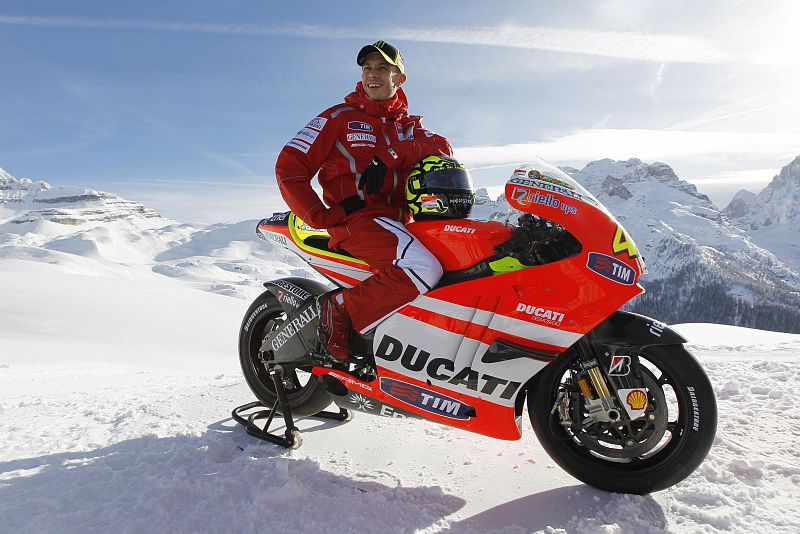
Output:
(231, 363), (351, 449)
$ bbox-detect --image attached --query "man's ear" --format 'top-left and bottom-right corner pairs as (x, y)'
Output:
(397, 73), (407, 86)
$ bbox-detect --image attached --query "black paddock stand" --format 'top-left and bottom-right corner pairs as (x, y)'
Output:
(231, 364), (351, 449)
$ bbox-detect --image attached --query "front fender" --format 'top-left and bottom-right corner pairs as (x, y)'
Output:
(263, 277), (330, 313)
(587, 310), (687, 346)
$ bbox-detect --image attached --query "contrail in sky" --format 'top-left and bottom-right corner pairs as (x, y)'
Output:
(0, 14), (731, 64)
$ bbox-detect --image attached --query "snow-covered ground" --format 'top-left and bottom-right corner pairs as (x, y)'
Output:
(1, 216), (799, 533)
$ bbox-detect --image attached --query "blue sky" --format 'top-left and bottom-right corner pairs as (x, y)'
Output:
(1, 1), (798, 222)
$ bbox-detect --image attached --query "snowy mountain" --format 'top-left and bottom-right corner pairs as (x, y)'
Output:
(724, 156), (800, 270)
(0, 165), (317, 301)
(1, 167), (161, 228)
(473, 158), (800, 333)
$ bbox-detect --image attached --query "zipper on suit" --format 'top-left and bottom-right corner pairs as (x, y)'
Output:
(380, 116), (399, 205)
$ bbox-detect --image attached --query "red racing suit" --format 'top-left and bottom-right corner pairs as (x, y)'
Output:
(275, 83), (452, 332)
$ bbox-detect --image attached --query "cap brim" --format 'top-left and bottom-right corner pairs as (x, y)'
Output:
(357, 45), (403, 72)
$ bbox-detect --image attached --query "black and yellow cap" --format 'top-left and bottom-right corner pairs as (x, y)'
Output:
(357, 40), (405, 74)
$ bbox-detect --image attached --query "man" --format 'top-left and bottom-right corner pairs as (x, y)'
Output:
(275, 40), (452, 361)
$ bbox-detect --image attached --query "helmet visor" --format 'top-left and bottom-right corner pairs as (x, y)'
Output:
(423, 167), (473, 191)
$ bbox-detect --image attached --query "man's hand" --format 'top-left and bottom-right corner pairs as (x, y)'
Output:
(358, 157), (388, 195)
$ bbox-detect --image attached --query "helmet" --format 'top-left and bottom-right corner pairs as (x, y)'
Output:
(406, 156), (475, 220)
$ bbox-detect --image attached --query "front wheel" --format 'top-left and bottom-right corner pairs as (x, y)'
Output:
(238, 291), (332, 416)
(528, 344), (717, 494)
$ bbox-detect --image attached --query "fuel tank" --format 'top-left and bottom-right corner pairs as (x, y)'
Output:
(407, 219), (513, 271)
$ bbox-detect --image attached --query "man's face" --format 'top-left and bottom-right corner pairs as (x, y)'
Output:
(361, 53), (406, 101)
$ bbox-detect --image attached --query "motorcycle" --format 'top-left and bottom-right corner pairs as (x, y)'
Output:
(234, 156), (717, 494)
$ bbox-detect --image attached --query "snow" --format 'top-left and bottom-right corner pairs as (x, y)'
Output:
(1, 202), (800, 532)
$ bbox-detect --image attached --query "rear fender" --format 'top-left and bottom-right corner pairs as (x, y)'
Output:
(263, 277), (330, 314)
(259, 278), (330, 363)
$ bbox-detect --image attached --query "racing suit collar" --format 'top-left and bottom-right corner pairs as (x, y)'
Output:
(345, 82), (408, 119)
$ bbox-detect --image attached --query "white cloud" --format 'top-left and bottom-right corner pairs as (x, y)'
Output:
(454, 129), (800, 168)
(0, 15), (730, 64)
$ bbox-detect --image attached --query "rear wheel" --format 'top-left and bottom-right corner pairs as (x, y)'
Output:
(238, 291), (332, 416)
(528, 344), (717, 494)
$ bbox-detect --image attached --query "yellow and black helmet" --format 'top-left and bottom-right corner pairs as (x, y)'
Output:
(406, 156), (475, 220)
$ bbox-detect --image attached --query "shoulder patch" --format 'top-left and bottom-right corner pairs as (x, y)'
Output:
(285, 139), (311, 154)
(305, 116), (328, 131)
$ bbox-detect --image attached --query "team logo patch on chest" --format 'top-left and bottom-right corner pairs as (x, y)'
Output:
(348, 121), (373, 132)
(346, 133), (377, 143)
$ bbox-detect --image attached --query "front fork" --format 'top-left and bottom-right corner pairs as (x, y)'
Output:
(556, 338), (644, 428)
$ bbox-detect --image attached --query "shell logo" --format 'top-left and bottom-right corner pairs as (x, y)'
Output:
(626, 389), (648, 411)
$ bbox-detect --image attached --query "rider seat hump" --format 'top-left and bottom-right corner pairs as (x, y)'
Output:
(272, 213), (513, 272)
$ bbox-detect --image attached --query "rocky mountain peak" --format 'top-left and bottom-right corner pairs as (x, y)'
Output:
(0, 165), (160, 226)
(0, 166), (51, 194)
(576, 158), (711, 204)
(724, 155), (800, 229)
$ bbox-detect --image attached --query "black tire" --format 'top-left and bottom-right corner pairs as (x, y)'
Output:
(528, 344), (717, 494)
(238, 291), (332, 417)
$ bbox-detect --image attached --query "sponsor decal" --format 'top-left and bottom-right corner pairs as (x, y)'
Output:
(626, 389), (647, 410)
(587, 253), (635, 285)
(444, 224), (476, 234)
(335, 391), (415, 418)
(380, 378), (473, 420)
(272, 280), (312, 301)
(648, 320), (665, 337)
(608, 355), (631, 376)
(347, 121), (373, 132)
(328, 371), (373, 392)
(509, 176), (595, 205)
(687, 386), (700, 431)
(348, 393), (374, 412)
(305, 116), (327, 131)
(387, 147), (398, 160)
(616, 388), (648, 420)
(403, 122), (415, 141)
(294, 127), (319, 144)
(270, 305), (317, 351)
(264, 231), (288, 246)
(275, 289), (298, 308)
(514, 169), (528, 175)
(375, 335), (522, 400)
(394, 122), (416, 141)
(421, 195), (440, 210)
(350, 143), (376, 148)
(243, 303), (269, 332)
(511, 186), (577, 215)
(527, 170), (576, 190)
(346, 133), (377, 143)
(380, 405), (409, 418)
(286, 139), (310, 154)
(514, 302), (565, 326)
(266, 212), (289, 223)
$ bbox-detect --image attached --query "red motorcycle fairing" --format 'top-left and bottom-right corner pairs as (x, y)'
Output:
(312, 364), (532, 440)
(256, 161), (647, 441)
(407, 219), (512, 271)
